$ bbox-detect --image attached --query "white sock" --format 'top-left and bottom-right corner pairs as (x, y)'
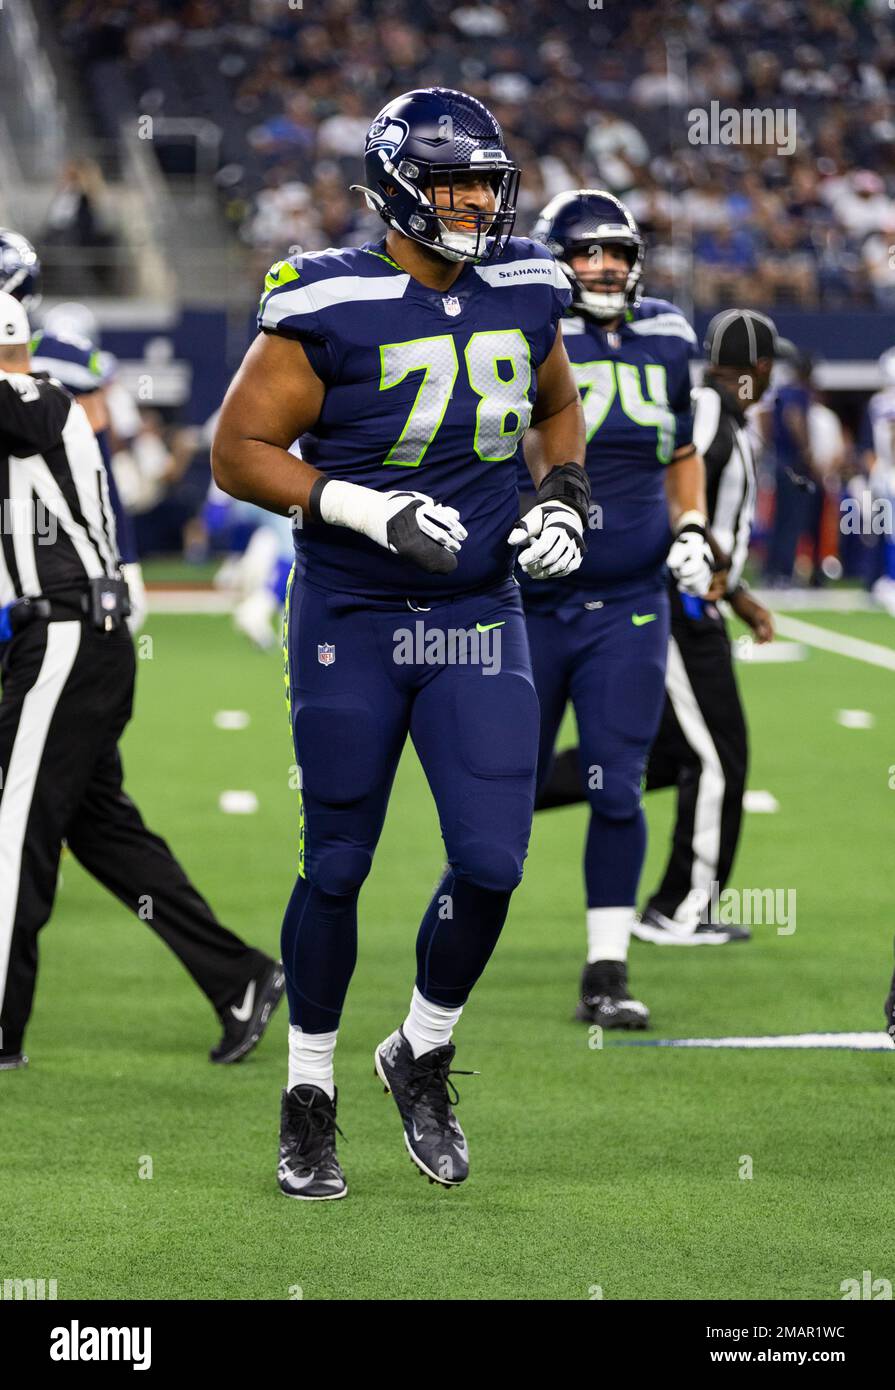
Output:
(402, 987), (463, 1059)
(586, 907), (634, 964)
(287, 1026), (338, 1099)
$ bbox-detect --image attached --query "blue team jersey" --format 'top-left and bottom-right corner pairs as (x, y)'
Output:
(518, 296), (697, 608)
(258, 236), (571, 597)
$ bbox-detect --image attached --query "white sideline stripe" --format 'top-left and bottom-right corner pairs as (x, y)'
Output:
(145, 590), (232, 613)
(137, 588), (895, 625)
(613, 1032), (895, 1050)
(773, 614), (895, 672)
(751, 588), (875, 612)
(0, 622), (82, 1004)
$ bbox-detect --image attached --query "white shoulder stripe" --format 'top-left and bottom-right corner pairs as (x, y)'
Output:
(475, 258), (571, 289)
(629, 313), (698, 344)
(31, 357), (99, 393)
(261, 274), (410, 324)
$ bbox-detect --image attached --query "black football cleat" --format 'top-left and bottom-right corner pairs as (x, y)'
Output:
(374, 1029), (473, 1187)
(575, 960), (650, 1029)
(885, 938), (895, 1043)
(0, 1052), (28, 1070)
(210, 958), (285, 1064)
(278, 1084), (347, 1200)
(632, 905), (751, 945)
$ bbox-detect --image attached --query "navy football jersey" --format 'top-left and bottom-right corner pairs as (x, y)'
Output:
(519, 297), (697, 608)
(258, 236), (571, 597)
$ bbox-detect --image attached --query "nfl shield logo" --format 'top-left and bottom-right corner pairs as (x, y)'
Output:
(607, 331), (621, 349)
(442, 294), (461, 317)
(317, 643), (335, 667)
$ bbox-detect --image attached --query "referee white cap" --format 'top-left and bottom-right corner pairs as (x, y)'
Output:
(0, 291), (31, 346)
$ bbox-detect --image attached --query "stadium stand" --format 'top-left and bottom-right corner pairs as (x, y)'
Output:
(58, 0), (895, 307)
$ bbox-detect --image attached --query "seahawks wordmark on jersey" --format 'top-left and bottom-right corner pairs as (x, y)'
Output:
(258, 237), (570, 598)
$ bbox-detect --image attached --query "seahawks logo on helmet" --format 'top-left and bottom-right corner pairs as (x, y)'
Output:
(353, 88), (520, 265)
(366, 117), (409, 159)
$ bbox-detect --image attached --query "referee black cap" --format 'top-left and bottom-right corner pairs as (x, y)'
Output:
(704, 309), (779, 367)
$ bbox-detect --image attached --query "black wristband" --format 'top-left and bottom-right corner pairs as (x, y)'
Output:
(537, 463), (591, 526)
(308, 476), (329, 522)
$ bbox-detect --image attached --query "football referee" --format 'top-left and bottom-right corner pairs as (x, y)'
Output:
(0, 293), (283, 1070)
(537, 308), (778, 946)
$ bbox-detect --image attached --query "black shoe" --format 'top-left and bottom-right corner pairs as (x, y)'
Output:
(0, 1052), (28, 1070)
(210, 958), (285, 1064)
(885, 939), (895, 1043)
(632, 905), (751, 946)
(575, 960), (650, 1029)
(278, 1084), (347, 1200)
(374, 1029), (473, 1187)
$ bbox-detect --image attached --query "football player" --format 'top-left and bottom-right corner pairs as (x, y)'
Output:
(212, 88), (589, 1198)
(523, 190), (712, 1027)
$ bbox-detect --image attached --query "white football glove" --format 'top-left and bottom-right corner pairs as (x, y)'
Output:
(312, 479), (466, 574)
(508, 500), (585, 580)
(667, 513), (713, 597)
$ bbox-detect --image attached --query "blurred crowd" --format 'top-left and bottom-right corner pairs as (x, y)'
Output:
(59, 0), (895, 308)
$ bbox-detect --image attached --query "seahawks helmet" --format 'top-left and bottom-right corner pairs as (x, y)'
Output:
(532, 190), (644, 322)
(0, 228), (41, 311)
(352, 87), (520, 264)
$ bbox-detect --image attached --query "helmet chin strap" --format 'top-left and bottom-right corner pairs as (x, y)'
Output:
(576, 285), (628, 321)
(434, 222), (481, 262)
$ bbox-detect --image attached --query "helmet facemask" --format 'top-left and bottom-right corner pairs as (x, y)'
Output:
(423, 163), (519, 262)
(355, 151), (520, 263)
(565, 236), (643, 321)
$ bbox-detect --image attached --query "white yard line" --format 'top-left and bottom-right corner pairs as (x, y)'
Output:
(772, 614), (895, 672)
(613, 1032), (894, 1050)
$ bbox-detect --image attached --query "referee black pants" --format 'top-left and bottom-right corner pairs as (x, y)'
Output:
(643, 594), (748, 923)
(0, 616), (267, 1057)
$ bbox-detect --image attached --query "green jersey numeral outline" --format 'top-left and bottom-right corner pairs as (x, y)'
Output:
(378, 330), (532, 469)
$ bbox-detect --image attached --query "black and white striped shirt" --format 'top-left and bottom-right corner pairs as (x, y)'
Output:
(692, 377), (756, 590)
(0, 371), (121, 607)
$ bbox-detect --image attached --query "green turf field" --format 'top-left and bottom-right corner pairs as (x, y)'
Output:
(4, 606), (894, 1301)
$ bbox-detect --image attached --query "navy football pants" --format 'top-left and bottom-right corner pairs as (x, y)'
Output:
(526, 590), (670, 910)
(281, 577), (539, 1032)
